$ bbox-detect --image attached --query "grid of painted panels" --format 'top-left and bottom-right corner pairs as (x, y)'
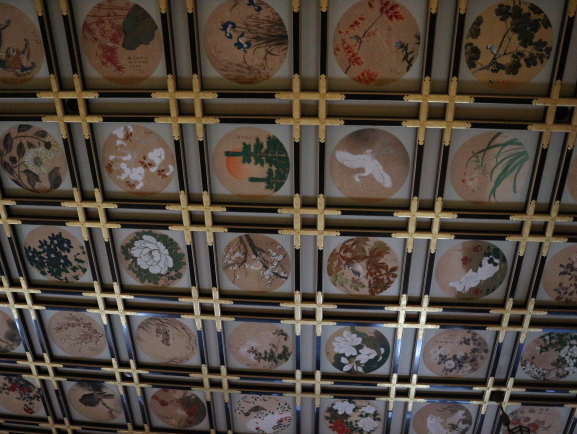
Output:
(0, 0), (576, 433)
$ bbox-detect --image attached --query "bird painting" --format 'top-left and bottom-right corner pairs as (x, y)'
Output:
(155, 325), (173, 346)
(427, 415), (450, 434)
(346, 262), (366, 279)
(449, 256), (500, 294)
(241, 405), (266, 417)
(486, 44), (500, 56)
(335, 149), (392, 187)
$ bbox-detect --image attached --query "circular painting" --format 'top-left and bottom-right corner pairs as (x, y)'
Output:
(435, 240), (508, 299)
(541, 245), (577, 303)
(24, 226), (88, 283)
(0, 375), (43, 415)
(464, 1), (553, 89)
(234, 395), (293, 434)
(0, 3), (44, 85)
(327, 237), (399, 296)
(102, 125), (175, 195)
(325, 326), (390, 374)
(204, 0), (288, 84)
(213, 127), (289, 199)
(503, 407), (564, 434)
(150, 389), (206, 428)
(0, 310), (21, 353)
(423, 329), (490, 377)
(413, 403), (473, 434)
(222, 234), (290, 292)
(135, 317), (197, 364)
(333, 0), (420, 86)
(81, 0), (162, 85)
(324, 399), (383, 434)
(450, 132), (530, 204)
(68, 382), (122, 421)
(329, 129), (409, 202)
(520, 332), (577, 381)
(0, 125), (67, 193)
(228, 322), (293, 370)
(47, 312), (106, 358)
(119, 230), (187, 287)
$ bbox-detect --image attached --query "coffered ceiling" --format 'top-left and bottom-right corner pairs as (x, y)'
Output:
(0, 0), (576, 433)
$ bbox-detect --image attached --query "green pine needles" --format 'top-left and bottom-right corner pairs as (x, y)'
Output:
(225, 135), (289, 192)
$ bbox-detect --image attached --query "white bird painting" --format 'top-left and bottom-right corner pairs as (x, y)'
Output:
(427, 415), (450, 434)
(486, 44), (500, 56)
(335, 149), (392, 188)
(449, 256), (500, 293)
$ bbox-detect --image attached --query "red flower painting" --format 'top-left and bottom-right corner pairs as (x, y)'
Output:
(334, 0), (419, 86)
(355, 69), (379, 85)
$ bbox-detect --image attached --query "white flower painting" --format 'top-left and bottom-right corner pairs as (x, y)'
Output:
(120, 231), (186, 286)
(324, 399), (382, 434)
(103, 125), (175, 195)
(131, 235), (173, 275)
(326, 326), (390, 374)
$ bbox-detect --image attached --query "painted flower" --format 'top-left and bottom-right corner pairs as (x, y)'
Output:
(354, 69), (379, 85)
(560, 344), (577, 359)
(361, 405), (376, 414)
(234, 32), (251, 52)
(355, 346), (378, 364)
(42, 139), (62, 158)
(333, 400), (356, 415)
(381, 1), (403, 21)
(357, 416), (378, 432)
(333, 330), (362, 356)
(247, 0), (262, 12)
(23, 148), (50, 175)
(130, 235), (173, 274)
(246, 412), (292, 433)
(332, 419), (351, 434)
(113, 125), (133, 140)
(220, 21), (236, 39)
(118, 163), (145, 190)
(341, 356), (363, 372)
(147, 147), (165, 171)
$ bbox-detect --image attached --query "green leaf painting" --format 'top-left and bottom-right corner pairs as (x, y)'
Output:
(464, 1), (553, 88)
(24, 230), (87, 282)
(122, 4), (158, 50)
(521, 332), (577, 380)
(466, 132), (529, 202)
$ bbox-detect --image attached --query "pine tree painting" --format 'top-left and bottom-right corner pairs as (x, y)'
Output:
(223, 133), (289, 193)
